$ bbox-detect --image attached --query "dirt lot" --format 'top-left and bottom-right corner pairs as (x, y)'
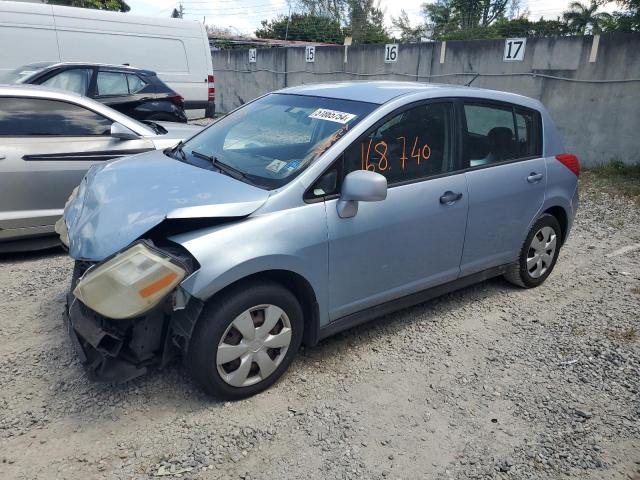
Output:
(0, 172), (638, 480)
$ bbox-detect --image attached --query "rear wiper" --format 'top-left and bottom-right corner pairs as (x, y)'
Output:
(191, 150), (249, 181)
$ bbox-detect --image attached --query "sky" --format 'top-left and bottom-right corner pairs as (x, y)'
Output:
(126, 0), (610, 36)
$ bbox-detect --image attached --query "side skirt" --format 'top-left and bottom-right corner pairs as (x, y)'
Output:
(317, 265), (508, 342)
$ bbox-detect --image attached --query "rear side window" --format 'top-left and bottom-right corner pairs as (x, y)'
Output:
(127, 74), (147, 94)
(463, 102), (541, 168)
(344, 102), (455, 185)
(0, 97), (112, 136)
(96, 71), (129, 96)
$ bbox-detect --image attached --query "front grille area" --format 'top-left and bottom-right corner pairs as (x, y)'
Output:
(71, 260), (96, 290)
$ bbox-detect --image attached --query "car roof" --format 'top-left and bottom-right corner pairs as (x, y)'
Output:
(29, 62), (155, 76)
(0, 84), (154, 135)
(277, 81), (542, 110)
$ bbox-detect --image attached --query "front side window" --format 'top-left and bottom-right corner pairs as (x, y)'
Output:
(343, 102), (454, 185)
(0, 97), (112, 136)
(180, 94), (376, 189)
(41, 68), (92, 95)
(96, 71), (129, 96)
(463, 103), (541, 167)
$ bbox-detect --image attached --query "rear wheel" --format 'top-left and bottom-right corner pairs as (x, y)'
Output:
(504, 214), (561, 288)
(186, 281), (303, 400)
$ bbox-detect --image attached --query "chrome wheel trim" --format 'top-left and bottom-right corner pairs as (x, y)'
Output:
(216, 304), (292, 388)
(526, 226), (557, 279)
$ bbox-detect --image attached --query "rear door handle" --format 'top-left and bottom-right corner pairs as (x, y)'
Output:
(527, 172), (544, 183)
(0, 154), (5, 160)
(440, 191), (463, 205)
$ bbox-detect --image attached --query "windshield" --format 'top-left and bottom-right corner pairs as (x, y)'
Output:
(0, 62), (54, 84)
(178, 93), (377, 189)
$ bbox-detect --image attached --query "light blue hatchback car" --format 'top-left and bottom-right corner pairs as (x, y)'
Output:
(59, 81), (580, 399)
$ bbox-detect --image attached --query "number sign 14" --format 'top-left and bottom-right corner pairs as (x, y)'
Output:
(504, 38), (526, 61)
(305, 45), (315, 63)
(384, 44), (398, 63)
(248, 48), (257, 63)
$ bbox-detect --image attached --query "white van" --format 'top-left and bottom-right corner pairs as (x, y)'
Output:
(0, 1), (215, 118)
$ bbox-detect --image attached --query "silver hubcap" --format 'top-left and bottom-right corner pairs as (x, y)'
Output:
(216, 304), (292, 388)
(527, 226), (557, 279)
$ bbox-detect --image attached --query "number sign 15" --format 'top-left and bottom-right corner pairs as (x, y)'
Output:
(504, 38), (526, 62)
(305, 45), (315, 63)
(248, 48), (257, 63)
(384, 44), (398, 63)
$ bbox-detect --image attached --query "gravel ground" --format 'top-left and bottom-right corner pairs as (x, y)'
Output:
(0, 172), (638, 480)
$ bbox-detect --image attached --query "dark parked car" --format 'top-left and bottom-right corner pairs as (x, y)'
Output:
(3, 62), (188, 123)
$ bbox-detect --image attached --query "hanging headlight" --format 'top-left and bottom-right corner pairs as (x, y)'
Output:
(73, 243), (186, 319)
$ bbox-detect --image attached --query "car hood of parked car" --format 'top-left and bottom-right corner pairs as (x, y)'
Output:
(64, 150), (270, 261)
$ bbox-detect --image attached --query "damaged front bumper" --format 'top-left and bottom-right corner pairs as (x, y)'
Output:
(64, 266), (203, 383)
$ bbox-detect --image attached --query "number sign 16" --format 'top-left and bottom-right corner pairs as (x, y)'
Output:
(248, 48), (257, 63)
(384, 44), (398, 63)
(503, 38), (526, 61)
(305, 45), (315, 63)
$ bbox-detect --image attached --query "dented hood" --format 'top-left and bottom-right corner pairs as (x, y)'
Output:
(64, 150), (269, 261)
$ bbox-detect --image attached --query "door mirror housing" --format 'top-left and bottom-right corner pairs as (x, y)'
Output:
(110, 122), (139, 140)
(337, 170), (387, 218)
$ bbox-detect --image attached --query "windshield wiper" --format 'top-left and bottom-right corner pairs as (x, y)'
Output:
(171, 141), (187, 161)
(191, 150), (249, 181)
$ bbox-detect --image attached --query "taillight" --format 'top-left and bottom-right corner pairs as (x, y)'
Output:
(207, 74), (215, 102)
(555, 153), (580, 176)
(169, 95), (184, 107)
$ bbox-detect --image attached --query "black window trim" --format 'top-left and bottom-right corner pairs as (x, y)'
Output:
(0, 95), (115, 138)
(304, 97), (463, 203)
(458, 97), (544, 174)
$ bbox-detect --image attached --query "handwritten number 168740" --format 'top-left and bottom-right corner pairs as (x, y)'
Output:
(360, 137), (431, 173)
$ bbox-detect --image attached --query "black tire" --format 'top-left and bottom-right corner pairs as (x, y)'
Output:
(186, 280), (303, 400)
(504, 213), (562, 288)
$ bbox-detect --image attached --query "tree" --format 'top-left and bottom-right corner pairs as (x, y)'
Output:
(346, 0), (390, 43)
(423, 0), (457, 38)
(391, 9), (428, 42)
(256, 13), (346, 43)
(604, 0), (640, 31)
(294, 0), (345, 21)
(47, 0), (130, 11)
(562, 1), (612, 33)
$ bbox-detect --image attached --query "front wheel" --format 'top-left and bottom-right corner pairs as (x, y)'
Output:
(504, 213), (561, 288)
(186, 281), (303, 400)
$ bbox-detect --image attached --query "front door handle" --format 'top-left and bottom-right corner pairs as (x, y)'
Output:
(439, 191), (463, 205)
(0, 153), (5, 160)
(527, 172), (544, 183)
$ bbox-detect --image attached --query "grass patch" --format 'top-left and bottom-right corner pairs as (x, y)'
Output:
(583, 160), (640, 203)
(605, 327), (637, 342)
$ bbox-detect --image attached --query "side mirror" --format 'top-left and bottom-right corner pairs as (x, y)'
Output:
(110, 122), (139, 140)
(337, 170), (387, 218)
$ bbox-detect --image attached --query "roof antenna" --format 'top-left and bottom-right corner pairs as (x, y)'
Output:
(465, 73), (480, 86)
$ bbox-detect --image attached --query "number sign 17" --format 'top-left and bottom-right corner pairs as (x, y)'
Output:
(384, 44), (398, 63)
(504, 38), (526, 61)
(248, 48), (257, 63)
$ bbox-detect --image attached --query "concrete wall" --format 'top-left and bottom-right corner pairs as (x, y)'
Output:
(212, 33), (640, 166)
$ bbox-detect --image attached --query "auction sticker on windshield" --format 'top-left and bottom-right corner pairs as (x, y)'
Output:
(266, 160), (287, 173)
(309, 108), (357, 124)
